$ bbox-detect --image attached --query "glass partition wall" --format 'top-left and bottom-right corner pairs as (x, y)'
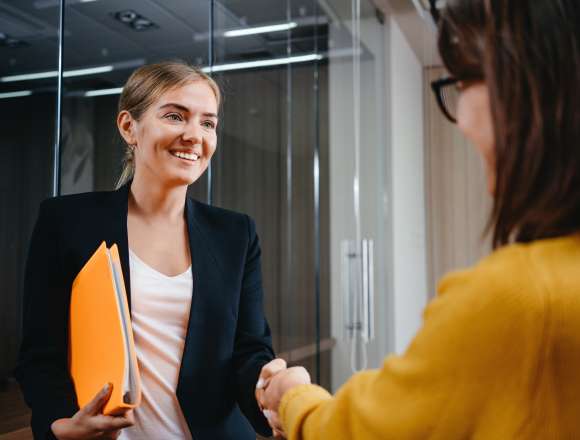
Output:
(1, 0), (390, 430)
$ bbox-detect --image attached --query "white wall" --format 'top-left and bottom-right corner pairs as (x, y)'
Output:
(389, 16), (429, 354)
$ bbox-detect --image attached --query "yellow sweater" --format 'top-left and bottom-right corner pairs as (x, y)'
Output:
(279, 235), (580, 439)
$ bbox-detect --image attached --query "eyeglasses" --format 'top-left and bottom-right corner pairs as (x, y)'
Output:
(431, 77), (461, 124)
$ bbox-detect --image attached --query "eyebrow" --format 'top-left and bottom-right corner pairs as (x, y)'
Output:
(158, 102), (218, 119)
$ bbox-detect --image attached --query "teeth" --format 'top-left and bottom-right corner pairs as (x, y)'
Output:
(172, 151), (199, 161)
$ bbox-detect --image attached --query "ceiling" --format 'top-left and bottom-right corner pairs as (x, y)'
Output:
(0, 0), (388, 94)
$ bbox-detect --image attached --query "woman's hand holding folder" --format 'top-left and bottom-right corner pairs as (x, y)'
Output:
(51, 383), (135, 439)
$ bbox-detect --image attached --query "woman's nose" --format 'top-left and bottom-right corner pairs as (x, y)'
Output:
(182, 122), (202, 144)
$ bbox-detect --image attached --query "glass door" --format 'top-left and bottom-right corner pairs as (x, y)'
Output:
(210, 0), (331, 390)
(325, 0), (391, 390)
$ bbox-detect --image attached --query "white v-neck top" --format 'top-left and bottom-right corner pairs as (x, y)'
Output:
(118, 249), (193, 440)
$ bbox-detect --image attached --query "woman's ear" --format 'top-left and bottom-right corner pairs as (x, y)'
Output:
(117, 110), (137, 146)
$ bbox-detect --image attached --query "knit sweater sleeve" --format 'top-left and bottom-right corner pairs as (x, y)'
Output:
(279, 246), (546, 440)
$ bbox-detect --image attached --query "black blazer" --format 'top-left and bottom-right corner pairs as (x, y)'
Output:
(14, 183), (275, 439)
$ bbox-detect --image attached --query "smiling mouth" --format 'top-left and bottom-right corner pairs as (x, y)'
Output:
(170, 151), (199, 162)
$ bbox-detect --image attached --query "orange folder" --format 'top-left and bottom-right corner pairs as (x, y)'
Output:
(69, 241), (141, 415)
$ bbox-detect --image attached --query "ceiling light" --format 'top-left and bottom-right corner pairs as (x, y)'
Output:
(117, 11), (137, 23)
(113, 10), (158, 31)
(84, 87), (124, 97)
(204, 53), (322, 73)
(132, 18), (155, 31)
(224, 22), (298, 38)
(63, 65), (113, 77)
(0, 90), (32, 99)
(1, 71), (58, 82)
(0, 65), (113, 82)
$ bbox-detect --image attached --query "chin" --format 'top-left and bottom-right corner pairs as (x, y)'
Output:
(165, 163), (208, 187)
(164, 173), (196, 188)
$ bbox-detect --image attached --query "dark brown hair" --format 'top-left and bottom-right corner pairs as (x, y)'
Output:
(438, 0), (580, 248)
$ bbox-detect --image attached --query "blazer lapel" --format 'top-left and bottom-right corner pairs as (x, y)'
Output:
(179, 197), (222, 386)
(182, 197), (199, 354)
(107, 182), (132, 309)
(183, 197), (223, 326)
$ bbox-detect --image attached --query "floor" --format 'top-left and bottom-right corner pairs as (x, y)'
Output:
(0, 379), (32, 440)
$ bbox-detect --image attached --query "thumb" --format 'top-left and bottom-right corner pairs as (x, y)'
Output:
(83, 383), (113, 415)
(257, 358), (287, 389)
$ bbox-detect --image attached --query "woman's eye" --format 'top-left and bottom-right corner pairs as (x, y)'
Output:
(165, 113), (183, 121)
(202, 121), (216, 129)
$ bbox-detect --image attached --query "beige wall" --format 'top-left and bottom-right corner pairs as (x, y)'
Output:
(424, 66), (492, 296)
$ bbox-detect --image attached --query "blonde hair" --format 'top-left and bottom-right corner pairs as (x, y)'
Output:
(115, 60), (221, 189)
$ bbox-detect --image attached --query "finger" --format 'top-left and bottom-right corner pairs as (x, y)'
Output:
(268, 410), (283, 431)
(124, 410), (135, 425)
(94, 414), (135, 431)
(260, 370), (286, 409)
(257, 387), (272, 410)
(257, 358), (287, 389)
(263, 409), (283, 431)
(255, 388), (265, 410)
(100, 429), (121, 440)
(292, 366), (312, 383)
(273, 428), (287, 438)
(82, 383), (113, 415)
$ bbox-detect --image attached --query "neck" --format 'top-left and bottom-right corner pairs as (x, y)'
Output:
(128, 170), (188, 221)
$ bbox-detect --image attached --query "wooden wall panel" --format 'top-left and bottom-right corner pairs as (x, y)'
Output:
(424, 66), (492, 296)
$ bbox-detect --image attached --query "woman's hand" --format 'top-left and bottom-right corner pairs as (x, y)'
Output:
(256, 358), (287, 396)
(257, 366), (311, 438)
(51, 384), (134, 440)
(260, 366), (311, 413)
(255, 358), (287, 437)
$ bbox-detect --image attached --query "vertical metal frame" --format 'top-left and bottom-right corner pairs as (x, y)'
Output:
(313, 0), (322, 384)
(52, 0), (65, 196)
(284, 0), (293, 363)
(206, 0), (215, 205)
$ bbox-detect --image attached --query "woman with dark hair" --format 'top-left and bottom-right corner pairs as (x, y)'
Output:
(256, 0), (580, 438)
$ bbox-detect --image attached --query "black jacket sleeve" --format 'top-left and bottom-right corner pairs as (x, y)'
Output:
(14, 199), (79, 439)
(233, 215), (275, 437)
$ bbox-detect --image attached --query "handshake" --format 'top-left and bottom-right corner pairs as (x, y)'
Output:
(254, 358), (311, 438)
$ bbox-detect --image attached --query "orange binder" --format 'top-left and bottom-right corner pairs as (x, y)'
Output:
(69, 241), (141, 415)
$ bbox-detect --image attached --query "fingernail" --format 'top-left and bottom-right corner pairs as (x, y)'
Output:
(256, 378), (265, 389)
(263, 409), (272, 419)
(103, 383), (111, 393)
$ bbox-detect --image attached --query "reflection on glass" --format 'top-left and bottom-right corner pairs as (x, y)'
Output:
(210, 0), (331, 394)
(59, 0), (211, 198)
(0, 0), (60, 380)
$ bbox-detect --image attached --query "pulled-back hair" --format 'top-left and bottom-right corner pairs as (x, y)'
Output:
(438, 0), (580, 248)
(115, 60), (221, 189)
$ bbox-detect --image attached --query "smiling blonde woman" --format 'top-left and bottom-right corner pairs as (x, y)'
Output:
(15, 61), (286, 440)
